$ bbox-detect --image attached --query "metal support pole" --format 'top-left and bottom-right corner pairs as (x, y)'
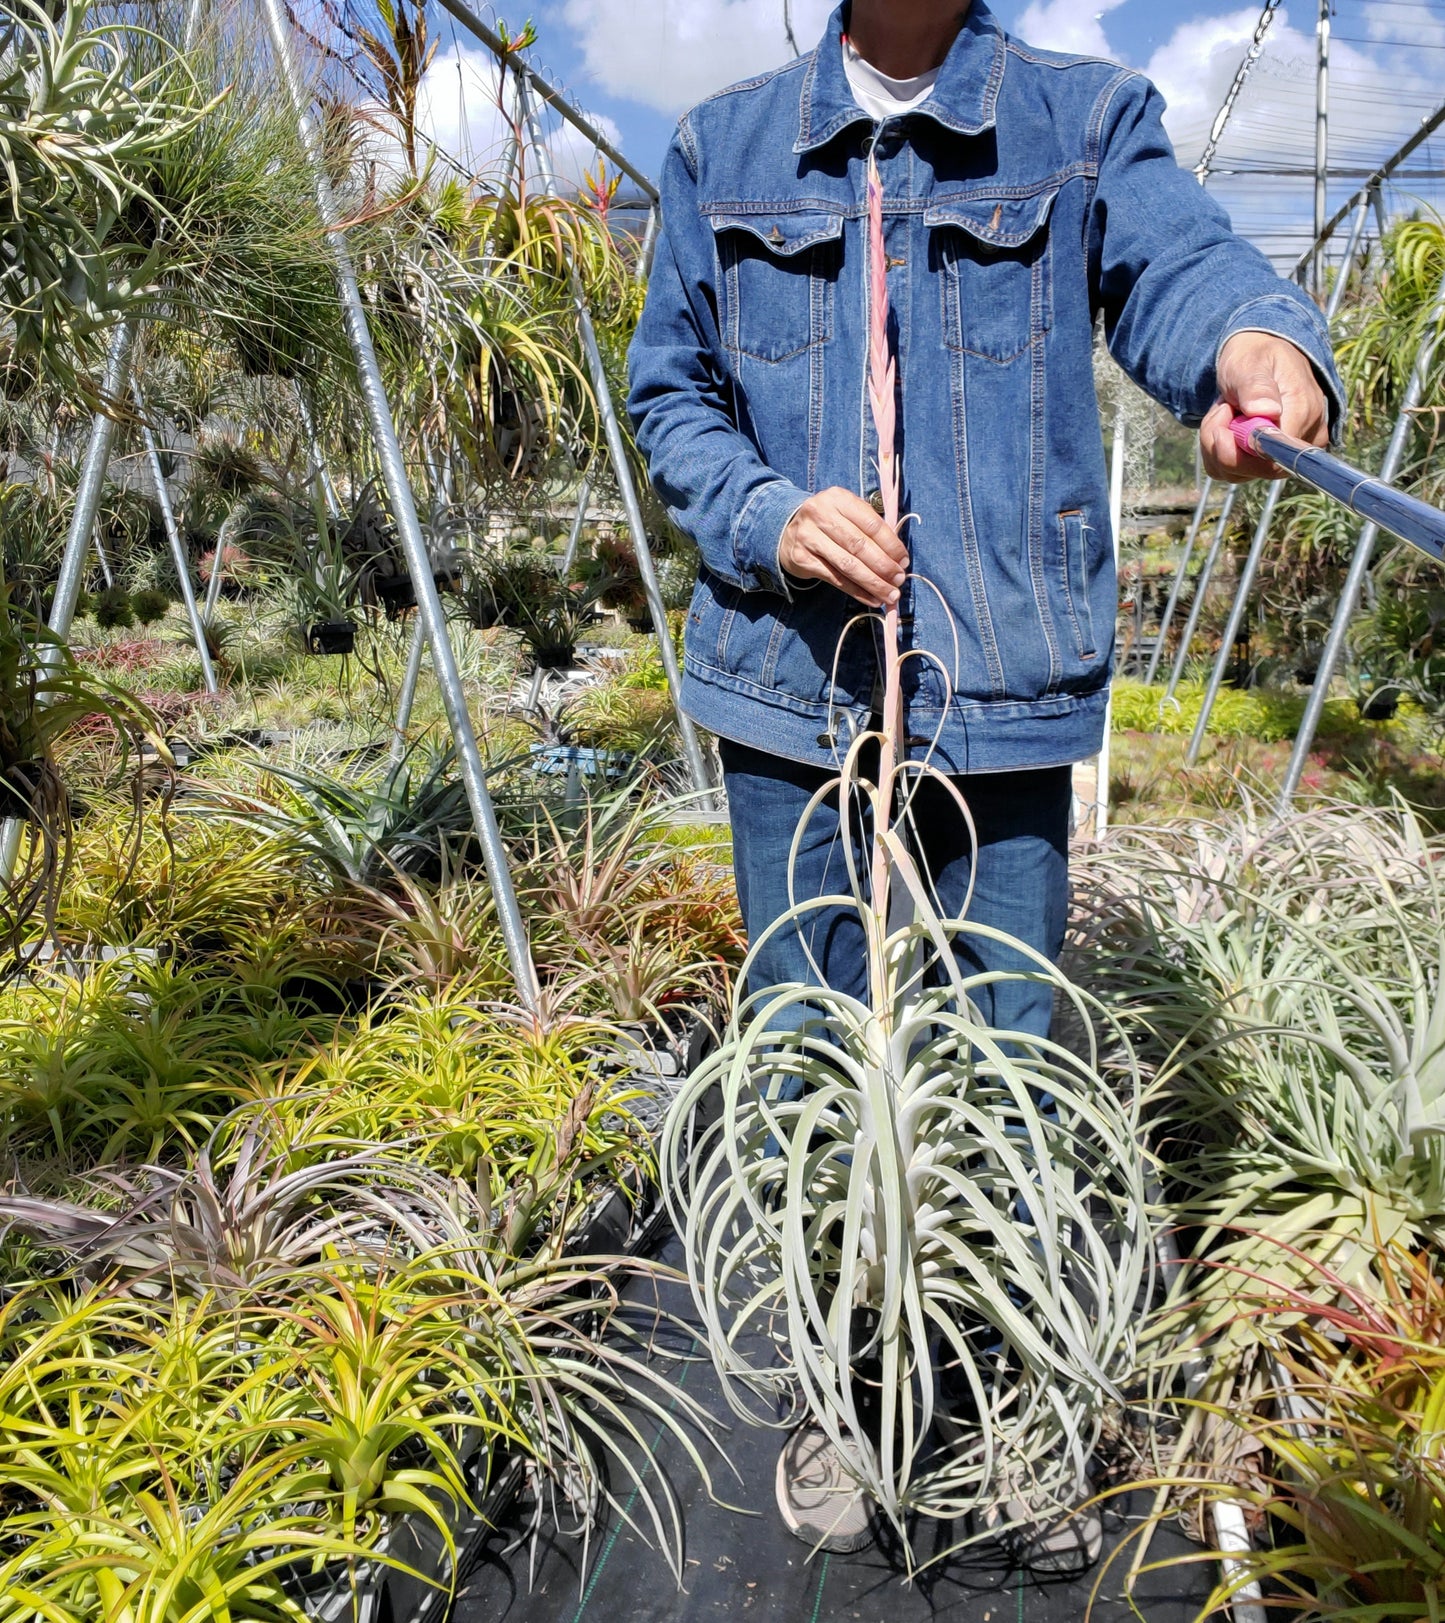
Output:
(1185, 482), (1283, 764)
(1095, 395), (1127, 837)
(517, 74), (716, 803)
(296, 385), (342, 519)
(46, 321), (135, 649)
(560, 476), (592, 574)
(132, 381), (217, 695)
(1277, 260), (1445, 811)
(389, 614), (427, 766)
(1186, 188), (1371, 759)
(1314, 0), (1331, 299)
(1165, 485), (1240, 701)
(1145, 481), (1212, 685)
(1372, 181), (1389, 242)
(261, 0), (540, 1010)
(636, 206), (659, 284)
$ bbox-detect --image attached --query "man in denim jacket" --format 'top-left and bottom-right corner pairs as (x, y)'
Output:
(628, 0), (1340, 1566)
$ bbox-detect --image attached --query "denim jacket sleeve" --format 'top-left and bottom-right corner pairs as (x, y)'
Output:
(1088, 71), (1344, 436)
(626, 122), (805, 596)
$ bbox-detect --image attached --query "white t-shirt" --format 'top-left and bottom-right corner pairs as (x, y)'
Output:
(842, 34), (940, 122)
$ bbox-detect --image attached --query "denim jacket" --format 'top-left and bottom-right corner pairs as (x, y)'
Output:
(627, 1), (1342, 773)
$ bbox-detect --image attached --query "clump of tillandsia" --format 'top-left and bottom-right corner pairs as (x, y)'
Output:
(662, 158), (1149, 1547)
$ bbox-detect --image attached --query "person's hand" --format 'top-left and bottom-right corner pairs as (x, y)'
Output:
(1201, 331), (1330, 483)
(779, 487), (909, 607)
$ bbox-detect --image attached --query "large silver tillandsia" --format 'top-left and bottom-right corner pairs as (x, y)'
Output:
(661, 157), (1151, 1551)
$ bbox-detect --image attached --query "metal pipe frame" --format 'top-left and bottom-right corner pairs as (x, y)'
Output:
(1292, 102), (1445, 278)
(560, 475), (592, 574)
(261, 0), (540, 1009)
(516, 72), (717, 802)
(1184, 482), (1284, 765)
(1313, 0), (1330, 299)
(1183, 184), (1373, 760)
(390, 615), (427, 767)
(296, 384), (342, 519)
(1145, 481), (1213, 685)
(1277, 257), (1445, 812)
(1165, 485), (1240, 701)
(434, 0), (658, 203)
(132, 381), (218, 695)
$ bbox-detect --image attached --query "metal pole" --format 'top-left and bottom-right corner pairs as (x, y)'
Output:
(132, 381), (218, 695)
(1314, 0), (1330, 299)
(1185, 191), (1371, 760)
(46, 321), (135, 650)
(433, 0), (658, 203)
(1277, 260), (1445, 811)
(389, 614), (427, 766)
(261, 0), (539, 1010)
(636, 206), (659, 285)
(1165, 486), (1240, 701)
(517, 73), (716, 803)
(1185, 482), (1283, 764)
(1096, 395), (1128, 837)
(1326, 189), (1370, 322)
(296, 385), (342, 519)
(560, 476), (592, 574)
(1144, 481), (1212, 684)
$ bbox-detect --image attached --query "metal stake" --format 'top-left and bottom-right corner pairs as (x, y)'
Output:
(132, 381), (218, 695)
(261, 0), (540, 1010)
(1165, 486), (1240, 701)
(1277, 258), (1445, 811)
(516, 73), (716, 802)
(389, 614), (427, 766)
(560, 476), (592, 574)
(1145, 481), (1213, 685)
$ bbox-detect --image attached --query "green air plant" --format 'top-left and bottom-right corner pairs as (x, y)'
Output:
(661, 160), (1149, 1548)
(0, 591), (169, 959)
(0, 0), (216, 379)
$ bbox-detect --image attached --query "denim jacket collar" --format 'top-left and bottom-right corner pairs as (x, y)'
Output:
(793, 0), (1007, 154)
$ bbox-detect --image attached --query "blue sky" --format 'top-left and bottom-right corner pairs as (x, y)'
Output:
(418, 1), (1445, 263)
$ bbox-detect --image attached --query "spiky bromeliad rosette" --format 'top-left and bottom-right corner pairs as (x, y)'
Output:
(661, 158), (1150, 1549)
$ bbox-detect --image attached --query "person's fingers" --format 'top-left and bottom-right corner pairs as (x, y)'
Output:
(813, 535), (901, 606)
(826, 489), (910, 568)
(816, 511), (907, 591)
(1200, 399), (1270, 483)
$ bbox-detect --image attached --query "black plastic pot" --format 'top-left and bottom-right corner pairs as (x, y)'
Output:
(1359, 688), (1400, 722)
(375, 575), (417, 619)
(0, 760), (44, 821)
(626, 612), (654, 635)
(307, 620), (356, 657)
(528, 645), (578, 671)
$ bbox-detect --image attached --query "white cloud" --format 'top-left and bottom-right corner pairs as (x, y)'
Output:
(1015, 0), (1128, 59)
(559, 0), (835, 116)
(415, 40), (624, 192)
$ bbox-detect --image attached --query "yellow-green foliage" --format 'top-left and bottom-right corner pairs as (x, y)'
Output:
(1111, 679), (1370, 743)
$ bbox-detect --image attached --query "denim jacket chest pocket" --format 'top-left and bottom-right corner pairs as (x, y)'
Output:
(708, 210), (844, 364)
(929, 187), (1059, 364)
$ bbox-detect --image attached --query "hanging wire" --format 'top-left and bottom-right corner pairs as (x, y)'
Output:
(1195, 0), (1287, 183)
(783, 0), (800, 57)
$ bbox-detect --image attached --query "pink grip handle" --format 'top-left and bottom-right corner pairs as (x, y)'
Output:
(1230, 414), (1280, 453)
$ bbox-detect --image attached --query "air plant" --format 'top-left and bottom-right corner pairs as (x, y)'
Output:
(661, 159), (1149, 1547)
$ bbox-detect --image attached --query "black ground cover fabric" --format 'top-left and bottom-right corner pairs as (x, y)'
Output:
(452, 1229), (1214, 1623)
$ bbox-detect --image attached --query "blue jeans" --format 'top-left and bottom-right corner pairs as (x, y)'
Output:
(719, 740), (1071, 1041)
